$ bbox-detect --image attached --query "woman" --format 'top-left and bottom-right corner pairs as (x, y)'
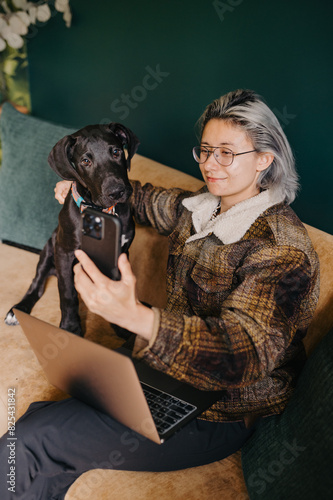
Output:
(0, 89), (319, 499)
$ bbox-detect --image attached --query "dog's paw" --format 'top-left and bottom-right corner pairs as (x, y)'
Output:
(4, 310), (19, 326)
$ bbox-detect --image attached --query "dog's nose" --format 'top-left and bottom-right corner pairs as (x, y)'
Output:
(108, 187), (126, 201)
(103, 182), (133, 205)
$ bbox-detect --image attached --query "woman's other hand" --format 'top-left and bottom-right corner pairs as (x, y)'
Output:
(54, 180), (72, 204)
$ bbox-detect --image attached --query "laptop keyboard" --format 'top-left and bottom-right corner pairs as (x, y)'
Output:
(141, 382), (197, 436)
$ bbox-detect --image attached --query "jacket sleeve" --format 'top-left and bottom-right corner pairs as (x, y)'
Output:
(134, 244), (318, 391)
(130, 180), (192, 235)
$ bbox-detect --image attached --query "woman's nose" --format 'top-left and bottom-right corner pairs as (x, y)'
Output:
(203, 153), (219, 170)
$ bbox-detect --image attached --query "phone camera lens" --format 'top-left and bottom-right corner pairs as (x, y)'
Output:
(94, 217), (102, 232)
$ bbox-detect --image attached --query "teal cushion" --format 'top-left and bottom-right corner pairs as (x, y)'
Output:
(0, 103), (76, 250)
(242, 329), (333, 499)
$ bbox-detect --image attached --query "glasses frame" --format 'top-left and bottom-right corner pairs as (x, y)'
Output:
(192, 146), (257, 167)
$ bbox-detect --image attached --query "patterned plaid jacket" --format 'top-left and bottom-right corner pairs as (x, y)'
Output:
(130, 182), (320, 422)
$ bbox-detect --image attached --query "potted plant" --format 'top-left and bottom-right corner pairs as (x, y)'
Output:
(0, 0), (71, 162)
(0, 0), (72, 107)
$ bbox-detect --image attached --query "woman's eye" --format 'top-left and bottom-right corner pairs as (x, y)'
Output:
(221, 149), (233, 156)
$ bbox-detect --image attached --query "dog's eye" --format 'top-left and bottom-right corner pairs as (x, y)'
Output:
(112, 148), (122, 159)
(80, 158), (92, 167)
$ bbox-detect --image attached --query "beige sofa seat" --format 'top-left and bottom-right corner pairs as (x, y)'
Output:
(0, 154), (332, 500)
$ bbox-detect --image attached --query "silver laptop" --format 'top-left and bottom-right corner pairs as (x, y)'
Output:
(14, 309), (223, 444)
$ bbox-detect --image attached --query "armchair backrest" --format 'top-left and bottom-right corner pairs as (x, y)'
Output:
(303, 224), (333, 354)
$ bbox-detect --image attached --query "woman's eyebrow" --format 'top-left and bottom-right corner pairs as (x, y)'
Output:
(201, 141), (235, 146)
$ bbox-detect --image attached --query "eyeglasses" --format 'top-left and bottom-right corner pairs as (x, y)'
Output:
(192, 146), (257, 167)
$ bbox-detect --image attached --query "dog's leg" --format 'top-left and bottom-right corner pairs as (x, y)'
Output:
(5, 236), (56, 325)
(55, 248), (82, 336)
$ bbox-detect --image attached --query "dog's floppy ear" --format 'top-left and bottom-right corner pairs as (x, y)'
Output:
(48, 134), (88, 188)
(108, 123), (140, 170)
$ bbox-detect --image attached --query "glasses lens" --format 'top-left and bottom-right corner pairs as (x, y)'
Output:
(215, 148), (233, 166)
(193, 146), (209, 163)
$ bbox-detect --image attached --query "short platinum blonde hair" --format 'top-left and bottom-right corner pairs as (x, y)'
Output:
(198, 89), (299, 204)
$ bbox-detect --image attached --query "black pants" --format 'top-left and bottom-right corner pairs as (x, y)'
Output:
(0, 398), (257, 500)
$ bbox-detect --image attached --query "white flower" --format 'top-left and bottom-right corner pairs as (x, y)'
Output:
(1, 23), (11, 39)
(55, 0), (72, 28)
(0, 1), (72, 52)
(0, 16), (7, 32)
(9, 14), (28, 35)
(0, 36), (6, 51)
(28, 6), (37, 24)
(62, 7), (71, 27)
(12, 0), (29, 9)
(16, 11), (31, 27)
(55, 0), (69, 13)
(4, 31), (24, 49)
(0, 1), (11, 15)
(36, 4), (52, 23)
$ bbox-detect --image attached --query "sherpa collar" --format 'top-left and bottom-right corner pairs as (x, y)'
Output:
(71, 181), (117, 215)
(182, 189), (285, 244)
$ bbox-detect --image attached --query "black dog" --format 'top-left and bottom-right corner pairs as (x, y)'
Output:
(5, 122), (139, 336)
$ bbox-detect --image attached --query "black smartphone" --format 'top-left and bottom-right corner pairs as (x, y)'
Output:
(80, 207), (122, 281)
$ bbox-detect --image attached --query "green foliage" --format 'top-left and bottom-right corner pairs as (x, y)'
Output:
(0, 43), (31, 165)
(0, 44), (31, 107)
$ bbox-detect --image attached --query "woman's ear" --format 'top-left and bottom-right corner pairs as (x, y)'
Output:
(257, 152), (275, 171)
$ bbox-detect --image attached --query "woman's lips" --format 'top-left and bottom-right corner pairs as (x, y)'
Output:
(206, 176), (227, 182)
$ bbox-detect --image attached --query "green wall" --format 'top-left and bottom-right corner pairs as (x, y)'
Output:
(27, 0), (333, 233)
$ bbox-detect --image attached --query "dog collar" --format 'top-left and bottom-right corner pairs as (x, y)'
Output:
(71, 182), (117, 215)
